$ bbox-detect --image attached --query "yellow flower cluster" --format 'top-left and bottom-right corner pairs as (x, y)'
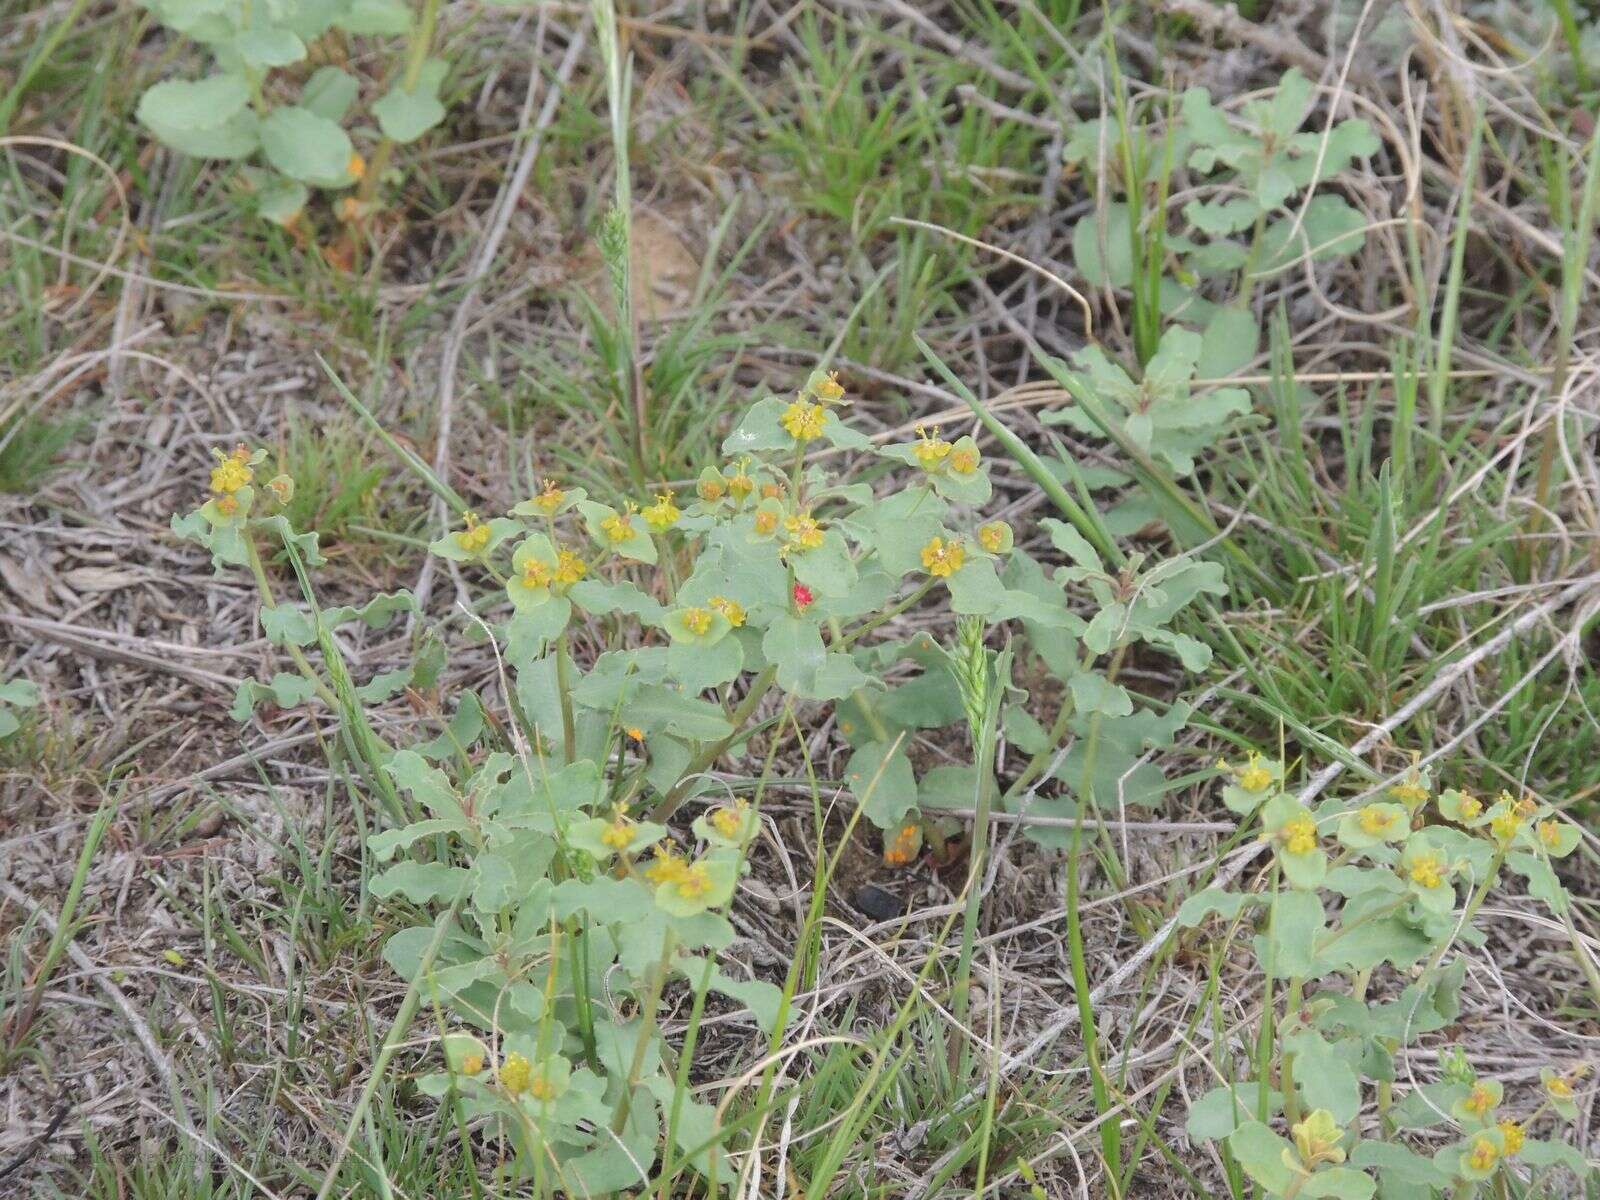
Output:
(1498, 1120), (1524, 1154)
(920, 536), (965, 577)
(813, 371), (846, 403)
(209, 445), (253, 495)
(681, 606), (714, 637)
(1219, 751), (1274, 792)
(521, 557), (552, 588)
(780, 400), (827, 442)
(710, 800), (748, 840)
(1358, 805), (1397, 835)
(709, 595), (746, 627)
(532, 479), (565, 515)
(554, 549), (586, 585)
(1466, 1136), (1498, 1173)
(500, 1052), (531, 1095)
(913, 425), (952, 468)
(600, 508), (635, 544)
(1462, 1083), (1498, 1118)
(1408, 851), (1447, 889)
(642, 491), (680, 531)
(1281, 813), (1318, 856)
(784, 512), (825, 551)
(455, 511), (491, 554)
(600, 815), (635, 850)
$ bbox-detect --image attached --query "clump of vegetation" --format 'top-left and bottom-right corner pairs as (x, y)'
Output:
(1183, 761), (1591, 1198)
(135, 0), (451, 229)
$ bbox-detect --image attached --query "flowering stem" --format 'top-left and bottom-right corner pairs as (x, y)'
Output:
(243, 537), (341, 711)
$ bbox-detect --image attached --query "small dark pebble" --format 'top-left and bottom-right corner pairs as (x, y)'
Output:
(851, 884), (904, 922)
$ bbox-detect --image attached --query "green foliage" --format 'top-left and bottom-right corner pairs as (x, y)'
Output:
(170, 357), (1245, 1183)
(1068, 65), (1376, 381)
(134, 0), (447, 225)
(1183, 765), (1591, 1198)
(0, 676), (40, 740)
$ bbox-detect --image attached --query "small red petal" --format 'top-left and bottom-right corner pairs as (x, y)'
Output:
(792, 583), (814, 609)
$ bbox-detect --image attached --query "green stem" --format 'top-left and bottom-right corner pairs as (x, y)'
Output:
(1280, 976), (1305, 1125)
(555, 632), (577, 764)
(355, 0), (444, 211)
(610, 926), (675, 1136)
(244, 536), (341, 710)
(648, 664), (778, 822)
(839, 579), (934, 648)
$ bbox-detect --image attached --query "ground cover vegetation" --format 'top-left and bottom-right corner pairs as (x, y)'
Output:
(2, 0), (1599, 1197)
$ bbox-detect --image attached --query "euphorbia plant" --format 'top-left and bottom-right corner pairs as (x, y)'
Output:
(171, 367), (1242, 1186)
(1181, 760), (1591, 1198)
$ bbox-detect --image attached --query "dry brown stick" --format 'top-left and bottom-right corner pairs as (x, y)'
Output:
(2, 613), (240, 690)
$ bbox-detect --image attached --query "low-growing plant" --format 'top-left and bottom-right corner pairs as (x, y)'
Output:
(134, 0), (451, 230)
(1068, 66), (1379, 368)
(170, 365), (1234, 1188)
(1179, 759), (1594, 1198)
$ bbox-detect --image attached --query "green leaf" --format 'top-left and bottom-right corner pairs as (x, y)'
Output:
(301, 66), (360, 121)
(1187, 1082), (1279, 1140)
(917, 764), (984, 811)
(1297, 1167), (1374, 1200)
(1507, 851), (1569, 913)
(0, 679), (41, 708)
(371, 861), (470, 903)
(569, 579), (665, 622)
(764, 616), (825, 696)
(1518, 1138), (1588, 1173)
(945, 557), (1008, 615)
(845, 740), (919, 828)
(384, 749), (463, 821)
(337, 0), (412, 34)
(1177, 888), (1264, 926)
(1198, 306), (1260, 379)
(1285, 1030), (1361, 1123)
(1228, 1121), (1295, 1194)
(1262, 888), (1325, 978)
(260, 106), (356, 188)
(373, 83), (446, 143)
(255, 175), (308, 225)
(1349, 1140), (1451, 1187)
(1040, 517), (1104, 573)
(138, 74), (249, 130)
(235, 26), (305, 67)
(138, 76), (259, 159)
(1072, 201), (1133, 288)
(229, 673), (316, 721)
(1068, 671), (1134, 717)
(619, 685), (734, 742)
(367, 818), (466, 861)
(668, 635), (743, 694)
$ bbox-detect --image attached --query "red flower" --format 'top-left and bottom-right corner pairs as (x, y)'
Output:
(792, 582), (814, 610)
